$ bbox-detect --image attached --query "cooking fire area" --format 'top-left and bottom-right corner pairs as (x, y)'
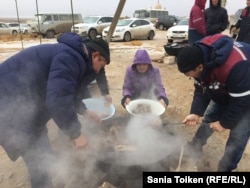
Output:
(52, 114), (193, 188)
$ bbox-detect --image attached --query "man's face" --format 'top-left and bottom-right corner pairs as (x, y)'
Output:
(247, 0), (250, 7)
(92, 52), (107, 73)
(183, 64), (203, 79)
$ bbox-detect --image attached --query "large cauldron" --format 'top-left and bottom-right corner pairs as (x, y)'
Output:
(164, 40), (188, 57)
(94, 115), (182, 188)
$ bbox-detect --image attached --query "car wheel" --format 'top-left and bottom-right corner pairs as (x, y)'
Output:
(89, 29), (97, 39)
(12, 30), (18, 35)
(159, 24), (164, 30)
(46, 30), (55, 38)
(123, 32), (131, 42)
(148, 30), (155, 40)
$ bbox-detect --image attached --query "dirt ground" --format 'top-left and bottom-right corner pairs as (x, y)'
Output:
(0, 30), (250, 188)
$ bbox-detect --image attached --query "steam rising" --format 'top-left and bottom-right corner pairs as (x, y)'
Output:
(48, 114), (185, 187)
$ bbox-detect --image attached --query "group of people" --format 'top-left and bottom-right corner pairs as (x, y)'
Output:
(188, 0), (250, 44)
(188, 0), (228, 44)
(0, 31), (169, 188)
(1, 1), (250, 188)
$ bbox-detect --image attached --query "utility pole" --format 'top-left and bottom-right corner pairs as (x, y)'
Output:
(106, 0), (126, 44)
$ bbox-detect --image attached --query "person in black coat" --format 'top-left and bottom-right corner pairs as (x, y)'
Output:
(231, 0), (250, 43)
(0, 32), (111, 188)
(204, 0), (228, 35)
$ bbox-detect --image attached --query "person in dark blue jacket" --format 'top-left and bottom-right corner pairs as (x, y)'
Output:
(176, 34), (250, 171)
(0, 32), (111, 188)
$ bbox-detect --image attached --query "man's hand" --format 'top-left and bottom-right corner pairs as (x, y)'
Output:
(231, 26), (237, 33)
(103, 95), (112, 106)
(83, 109), (101, 125)
(72, 133), (88, 149)
(209, 121), (226, 132)
(182, 114), (200, 126)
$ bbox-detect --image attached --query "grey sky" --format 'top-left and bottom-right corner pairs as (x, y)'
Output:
(0, 0), (246, 18)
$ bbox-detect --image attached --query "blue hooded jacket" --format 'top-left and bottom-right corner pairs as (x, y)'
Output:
(0, 32), (100, 160)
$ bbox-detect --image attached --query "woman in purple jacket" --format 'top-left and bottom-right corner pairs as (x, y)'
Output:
(121, 49), (169, 108)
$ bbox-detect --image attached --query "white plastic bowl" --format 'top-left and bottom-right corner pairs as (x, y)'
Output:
(82, 98), (115, 120)
(125, 99), (165, 116)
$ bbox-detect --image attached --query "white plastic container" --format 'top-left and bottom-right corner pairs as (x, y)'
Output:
(82, 98), (115, 120)
(125, 99), (165, 116)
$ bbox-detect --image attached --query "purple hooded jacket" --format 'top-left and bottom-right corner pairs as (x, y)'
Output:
(121, 49), (168, 107)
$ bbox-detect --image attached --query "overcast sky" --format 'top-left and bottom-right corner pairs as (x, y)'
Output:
(0, 0), (246, 18)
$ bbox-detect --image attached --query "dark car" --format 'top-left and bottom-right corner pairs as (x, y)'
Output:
(155, 15), (180, 30)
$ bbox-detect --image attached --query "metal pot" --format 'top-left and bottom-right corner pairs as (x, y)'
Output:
(164, 42), (187, 56)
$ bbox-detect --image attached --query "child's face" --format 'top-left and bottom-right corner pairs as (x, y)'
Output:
(136, 64), (149, 73)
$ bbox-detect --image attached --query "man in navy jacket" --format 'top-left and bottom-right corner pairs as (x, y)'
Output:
(0, 32), (111, 187)
(176, 34), (250, 171)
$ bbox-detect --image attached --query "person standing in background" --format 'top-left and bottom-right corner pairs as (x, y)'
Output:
(231, 0), (250, 43)
(188, 0), (207, 44)
(204, 0), (228, 35)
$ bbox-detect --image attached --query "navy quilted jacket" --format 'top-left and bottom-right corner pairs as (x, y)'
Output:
(0, 32), (97, 160)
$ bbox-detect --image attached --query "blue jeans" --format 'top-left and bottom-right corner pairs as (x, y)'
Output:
(188, 29), (205, 45)
(191, 101), (250, 171)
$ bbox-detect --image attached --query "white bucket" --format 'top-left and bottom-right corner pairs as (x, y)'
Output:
(82, 98), (115, 120)
(125, 99), (165, 116)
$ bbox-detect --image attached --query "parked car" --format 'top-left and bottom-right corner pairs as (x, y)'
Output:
(102, 18), (155, 42)
(166, 18), (189, 43)
(20, 24), (32, 34)
(6, 22), (32, 35)
(155, 15), (180, 30)
(71, 16), (113, 39)
(30, 13), (83, 38)
(0, 22), (19, 35)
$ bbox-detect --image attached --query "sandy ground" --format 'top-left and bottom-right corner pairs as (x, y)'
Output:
(0, 30), (250, 188)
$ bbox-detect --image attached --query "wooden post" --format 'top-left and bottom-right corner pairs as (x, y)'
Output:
(106, 0), (126, 44)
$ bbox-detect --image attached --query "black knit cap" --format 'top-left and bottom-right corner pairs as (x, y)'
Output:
(87, 37), (110, 64)
(177, 46), (203, 73)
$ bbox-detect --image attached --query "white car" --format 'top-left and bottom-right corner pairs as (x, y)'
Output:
(20, 24), (32, 34)
(5, 22), (31, 34)
(71, 16), (113, 39)
(102, 18), (156, 42)
(166, 18), (189, 43)
(0, 22), (19, 35)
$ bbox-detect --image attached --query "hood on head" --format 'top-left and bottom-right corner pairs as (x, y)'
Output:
(57, 32), (84, 56)
(132, 49), (152, 68)
(209, 0), (221, 8)
(195, 0), (207, 10)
